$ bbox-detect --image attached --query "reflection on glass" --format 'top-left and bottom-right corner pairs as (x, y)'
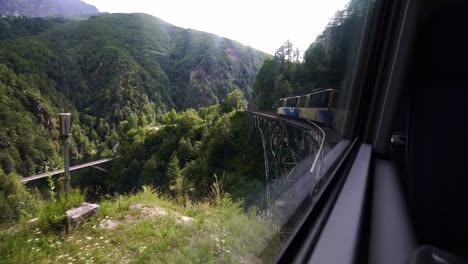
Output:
(250, 0), (375, 258)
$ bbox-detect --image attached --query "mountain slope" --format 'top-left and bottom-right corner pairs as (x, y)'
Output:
(0, 0), (99, 17)
(48, 13), (267, 110)
(0, 13), (269, 176)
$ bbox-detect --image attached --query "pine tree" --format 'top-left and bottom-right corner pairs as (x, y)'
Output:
(166, 152), (188, 206)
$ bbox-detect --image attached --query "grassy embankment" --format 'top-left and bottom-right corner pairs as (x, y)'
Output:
(0, 186), (279, 263)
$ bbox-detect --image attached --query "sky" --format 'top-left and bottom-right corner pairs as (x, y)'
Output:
(82, 0), (349, 55)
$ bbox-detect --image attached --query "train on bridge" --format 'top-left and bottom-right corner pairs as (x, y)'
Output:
(277, 89), (345, 130)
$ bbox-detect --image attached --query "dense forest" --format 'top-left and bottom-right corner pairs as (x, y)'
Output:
(252, 0), (368, 111)
(0, 13), (268, 178)
(78, 90), (265, 206)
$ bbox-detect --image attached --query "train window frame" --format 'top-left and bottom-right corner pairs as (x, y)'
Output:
(305, 95), (311, 107)
(286, 97), (298, 107)
(297, 96), (307, 108)
(279, 98), (286, 107)
(308, 94), (316, 107)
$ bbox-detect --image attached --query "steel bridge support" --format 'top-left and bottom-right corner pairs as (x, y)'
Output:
(248, 112), (325, 209)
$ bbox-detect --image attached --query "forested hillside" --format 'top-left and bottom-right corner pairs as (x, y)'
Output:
(252, 0), (367, 110)
(0, 0), (99, 17)
(0, 13), (268, 177)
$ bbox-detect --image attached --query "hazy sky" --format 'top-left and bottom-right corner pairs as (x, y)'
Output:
(83, 0), (349, 55)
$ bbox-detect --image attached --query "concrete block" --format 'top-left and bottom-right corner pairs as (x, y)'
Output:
(66, 202), (99, 226)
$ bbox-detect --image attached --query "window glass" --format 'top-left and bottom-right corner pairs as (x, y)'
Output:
(249, 0), (377, 258)
(308, 91), (330, 108)
(286, 97), (298, 107)
(308, 94), (316, 107)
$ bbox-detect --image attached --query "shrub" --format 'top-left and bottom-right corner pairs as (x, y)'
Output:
(0, 168), (31, 224)
(38, 188), (85, 231)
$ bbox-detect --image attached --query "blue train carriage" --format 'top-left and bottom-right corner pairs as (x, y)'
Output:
(277, 89), (337, 125)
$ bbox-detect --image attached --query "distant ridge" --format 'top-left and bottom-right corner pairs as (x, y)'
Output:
(0, 0), (99, 17)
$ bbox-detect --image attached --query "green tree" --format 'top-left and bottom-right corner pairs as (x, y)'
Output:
(166, 152), (181, 181)
(166, 152), (188, 206)
(162, 109), (178, 124)
(176, 109), (202, 133)
(221, 88), (248, 113)
(177, 137), (194, 166)
(252, 58), (281, 110)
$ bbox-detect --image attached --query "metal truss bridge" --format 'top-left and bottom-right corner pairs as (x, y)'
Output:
(247, 111), (326, 225)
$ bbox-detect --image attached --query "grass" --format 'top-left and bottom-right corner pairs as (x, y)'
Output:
(0, 186), (280, 263)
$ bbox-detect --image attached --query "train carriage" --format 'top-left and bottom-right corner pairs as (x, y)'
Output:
(277, 89), (337, 125)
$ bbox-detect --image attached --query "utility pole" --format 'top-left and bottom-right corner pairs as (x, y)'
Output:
(59, 113), (72, 200)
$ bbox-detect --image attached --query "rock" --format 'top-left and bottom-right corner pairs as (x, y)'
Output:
(177, 215), (194, 224)
(99, 219), (119, 229)
(66, 202), (99, 227)
(129, 203), (194, 225)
